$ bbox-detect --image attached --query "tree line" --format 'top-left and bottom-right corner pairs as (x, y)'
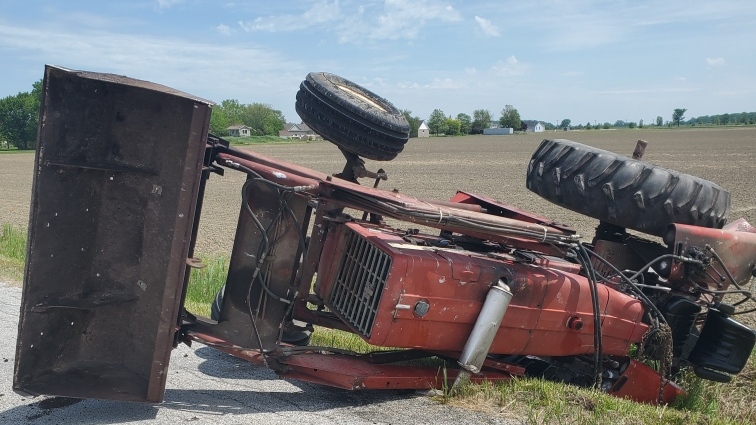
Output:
(403, 106), (756, 138)
(208, 99), (286, 137)
(0, 80), (287, 150)
(1, 80), (755, 149)
(402, 105), (532, 137)
(0, 81), (41, 150)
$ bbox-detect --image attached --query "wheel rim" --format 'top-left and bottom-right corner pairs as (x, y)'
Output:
(333, 82), (388, 112)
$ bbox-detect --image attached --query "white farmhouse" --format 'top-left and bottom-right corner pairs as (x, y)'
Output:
(227, 125), (252, 137)
(521, 120), (545, 133)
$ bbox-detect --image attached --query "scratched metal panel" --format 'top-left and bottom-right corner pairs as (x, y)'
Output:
(13, 66), (211, 402)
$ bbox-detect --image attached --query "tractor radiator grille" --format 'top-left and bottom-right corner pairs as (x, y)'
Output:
(328, 228), (392, 338)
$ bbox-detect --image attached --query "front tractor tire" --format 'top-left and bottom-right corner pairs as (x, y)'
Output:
(295, 72), (410, 161)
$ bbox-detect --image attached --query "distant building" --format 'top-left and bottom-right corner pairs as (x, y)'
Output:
(418, 121), (429, 137)
(279, 122), (321, 139)
(521, 120), (545, 133)
(483, 127), (514, 135)
(227, 125), (252, 137)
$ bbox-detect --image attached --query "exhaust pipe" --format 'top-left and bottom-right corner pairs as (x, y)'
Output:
(453, 279), (513, 390)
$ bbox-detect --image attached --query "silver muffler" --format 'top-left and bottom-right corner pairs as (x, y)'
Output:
(453, 279), (513, 390)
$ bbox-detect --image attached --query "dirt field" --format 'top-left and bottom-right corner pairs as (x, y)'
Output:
(1, 127), (755, 256)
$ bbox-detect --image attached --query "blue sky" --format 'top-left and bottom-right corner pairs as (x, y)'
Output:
(1, 0), (754, 125)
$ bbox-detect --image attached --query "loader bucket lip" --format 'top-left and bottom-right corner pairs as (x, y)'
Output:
(46, 64), (215, 106)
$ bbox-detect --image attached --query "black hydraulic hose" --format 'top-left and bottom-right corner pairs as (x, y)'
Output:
(571, 244), (603, 388)
(241, 179), (291, 305)
(583, 247), (669, 326)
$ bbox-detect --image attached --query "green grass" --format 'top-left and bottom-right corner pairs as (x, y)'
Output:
(184, 255), (228, 316)
(0, 223), (27, 283)
(0, 148), (33, 154)
(448, 377), (745, 425)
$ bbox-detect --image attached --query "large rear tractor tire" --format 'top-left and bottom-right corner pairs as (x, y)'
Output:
(295, 72), (410, 161)
(526, 139), (730, 236)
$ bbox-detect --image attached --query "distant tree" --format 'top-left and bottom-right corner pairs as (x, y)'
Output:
(211, 100), (285, 136)
(401, 110), (422, 137)
(0, 80), (42, 150)
(471, 109), (492, 133)
(445, 117), (461, 135)
(739, 112), (749, 125)
(559, 119), (571, 129)
(209, 107), (230, 135)
(585, 122), (592, 130)
(427, 109), (447, 135)
(639, 119), (644, 128)
(613, 120), (627, 127)
(241, 103), (286, 135)
(499, 105), (522, 129)
(721, 113), (730, 125)
(672, 108), (687, 127)
(456, 113), (472, 135)
(220, 99), (245, 126)
(628, 121), (636, 129)
(656, 116), (663, 126)
(602, 122), (611, 129)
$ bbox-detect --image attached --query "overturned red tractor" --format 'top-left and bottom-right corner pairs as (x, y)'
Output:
(14, 67), (756, 406)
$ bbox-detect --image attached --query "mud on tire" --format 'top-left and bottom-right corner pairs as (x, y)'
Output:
(526, 139), (731, 236)
(295, 72), (410, 161)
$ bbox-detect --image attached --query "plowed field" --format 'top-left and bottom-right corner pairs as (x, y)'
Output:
(2, 127), (755, 255)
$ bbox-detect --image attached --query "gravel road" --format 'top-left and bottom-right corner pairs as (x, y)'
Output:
(0, 282), (517, 425)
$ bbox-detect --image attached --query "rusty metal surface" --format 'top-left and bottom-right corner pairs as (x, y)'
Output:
(608, 359), (681, 405)
(667, 221), (756, 288)
(216, 152), (321, 190)
(14, 65), (211, 402)
(449, 191), (577, 235)
(278, 352), (512, 390)
(317, 222), (647, 356)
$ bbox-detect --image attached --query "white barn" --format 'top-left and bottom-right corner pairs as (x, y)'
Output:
(418, 121), (429, 137)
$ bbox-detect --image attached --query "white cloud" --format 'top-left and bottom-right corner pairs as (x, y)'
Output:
(239, 0), (463, 43)
(592, 87), (697, 95)
(0, 22), (304, 106)
(706, 57), (726, 67)
(155, 0), (183, 10)
(426, 78), (464, 89)
(217, 23), (232, 36)
(474, 16), (499, 37)
(365, 0), (462, 41)
(239, 0), (340, 32)
(491, 56), (527, 77)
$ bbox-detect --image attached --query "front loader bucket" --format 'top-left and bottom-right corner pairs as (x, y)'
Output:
(13, 66), (211, 402)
